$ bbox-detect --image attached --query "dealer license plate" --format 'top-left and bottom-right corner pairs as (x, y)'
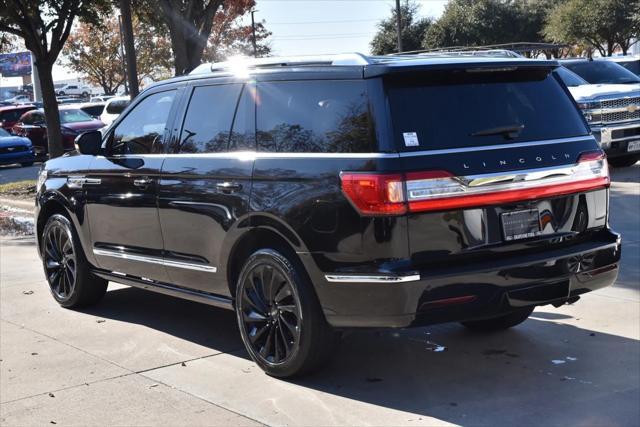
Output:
(501, 209), (542, 241)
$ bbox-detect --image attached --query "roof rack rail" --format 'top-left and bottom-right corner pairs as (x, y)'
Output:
(190, 53), (371, 75)
(386, 48), (522, 59)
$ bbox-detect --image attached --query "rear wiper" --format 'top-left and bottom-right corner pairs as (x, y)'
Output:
(471, 124), (524, 140)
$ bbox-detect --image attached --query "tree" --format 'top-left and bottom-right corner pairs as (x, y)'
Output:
(0, 32), (19, 53)
(63, 15), (173, 95)
(0, 0), (108, 158)
(203, 0), (271, 61)
(422, 0), (553, 50)
(370, 0), (432, 55)
(134, 0), (270, 75)
(545, 0), (640, 56)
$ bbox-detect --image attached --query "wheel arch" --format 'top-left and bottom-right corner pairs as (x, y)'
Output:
(225, 220), (312, 300)
(36, 193), (72, 254)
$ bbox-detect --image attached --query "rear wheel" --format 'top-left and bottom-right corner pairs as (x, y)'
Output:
(42, 214), (107, 308)
(608, 154), (639, 168)
(461, 306), (535, 332)
(235, 248), (337, 377)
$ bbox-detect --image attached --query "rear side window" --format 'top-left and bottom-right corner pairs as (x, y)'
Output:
(1, 108), (32, 122)
(175, 84), (242, 153)
(257, 80), (374, 153)
(387, 69), (589, 152)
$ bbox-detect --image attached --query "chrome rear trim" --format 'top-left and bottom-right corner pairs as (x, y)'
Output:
(325, 274), (421, 283)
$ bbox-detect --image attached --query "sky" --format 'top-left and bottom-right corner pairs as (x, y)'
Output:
(1, 0), (447, 86)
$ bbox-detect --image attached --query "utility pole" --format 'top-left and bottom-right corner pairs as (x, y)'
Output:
(251, 9), (258, 58)
(120, 0), (139, 98)
(118, 15), (129, 95)
(395, 0), (403, 53)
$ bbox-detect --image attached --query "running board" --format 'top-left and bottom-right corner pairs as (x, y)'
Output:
(92, 270), (234, 310)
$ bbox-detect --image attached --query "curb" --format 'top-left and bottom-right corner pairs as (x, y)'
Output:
(0, 197), (35, 213)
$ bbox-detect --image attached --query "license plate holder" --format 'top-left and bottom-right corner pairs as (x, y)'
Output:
(501, 209), (542, 241)
(628, 140), (640, 152)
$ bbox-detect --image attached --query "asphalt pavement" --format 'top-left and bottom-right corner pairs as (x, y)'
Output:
(0, 164), (638, 426)
(0, 164), (40, 185)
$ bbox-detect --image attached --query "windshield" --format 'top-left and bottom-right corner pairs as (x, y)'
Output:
(617, 60), (640, 76)
(555, 67), (588, 87)
(387, 68), (589, 151)
(564, 61), (640, 84)
(0, 128), (10, 137)
(59, 109), (93, 124)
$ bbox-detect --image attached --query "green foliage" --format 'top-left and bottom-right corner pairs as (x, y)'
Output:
(370, 0), (432, 55)
(422, 0), (554, 49)
(545, 0), (640, 56)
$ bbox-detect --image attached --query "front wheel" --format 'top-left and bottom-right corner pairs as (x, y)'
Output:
(42, 214), (108, 308)
(461, 306), (535, 332)
(235, 248), (337, 377)
(608, 154), (639, 168)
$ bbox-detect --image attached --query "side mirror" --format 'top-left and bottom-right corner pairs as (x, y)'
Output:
(75, 130), (102, 155)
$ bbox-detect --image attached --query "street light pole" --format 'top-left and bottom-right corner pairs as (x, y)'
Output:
(251, 9), (258, 58)
(395, 0), (403, 53)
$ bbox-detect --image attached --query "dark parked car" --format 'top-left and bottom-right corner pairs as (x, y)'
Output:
(0, 104), (36, 131)
(560, 59), (640, 85)
(35, 53), (620, 377)
(604, 56), (640, 76)
(0, 127), (35, 167)
(13, 107), (104, 156)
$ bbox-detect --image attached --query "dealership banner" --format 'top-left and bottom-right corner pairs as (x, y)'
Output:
(0, 51), (32, 77)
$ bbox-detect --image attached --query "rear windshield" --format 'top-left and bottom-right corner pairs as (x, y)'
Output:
(387, 68), (589, 151)
(564, 61), (640, 84)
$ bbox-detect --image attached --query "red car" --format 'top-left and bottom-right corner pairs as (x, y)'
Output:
(0, 104), (37, 131)
(12, 107), (104, 156)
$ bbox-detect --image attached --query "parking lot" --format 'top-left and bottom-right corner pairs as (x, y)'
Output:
(0, 164), (638, 426)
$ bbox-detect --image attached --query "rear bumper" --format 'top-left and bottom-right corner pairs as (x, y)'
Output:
(312, 229), (621, 328)
(591, 122), (640, 158)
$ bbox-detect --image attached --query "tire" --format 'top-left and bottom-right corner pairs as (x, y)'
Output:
(461, 306), (535, 332)
(82, 92), (89, 97)
(20, 162), (34, 167)
(235, 248), (338, 377)
(608, 154), (639, 168)
(58, 91), (65, 96)
(41, 214), (108, 308)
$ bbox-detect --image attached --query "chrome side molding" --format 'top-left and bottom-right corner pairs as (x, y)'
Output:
(93, 248), (217, 273)
(325, 274), (420, 283)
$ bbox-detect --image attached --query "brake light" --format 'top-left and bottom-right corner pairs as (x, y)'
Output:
(340, 173), (406, 215)
(340, 151), (609, 216)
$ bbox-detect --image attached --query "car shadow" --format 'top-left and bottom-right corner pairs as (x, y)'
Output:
(84, 286), (639, 426)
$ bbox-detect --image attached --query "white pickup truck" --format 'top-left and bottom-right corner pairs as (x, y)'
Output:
(556, 66), (640, 167)
(56, 84), (92, 97)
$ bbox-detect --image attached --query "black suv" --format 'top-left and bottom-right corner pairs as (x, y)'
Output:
(36, 53), (621, 377)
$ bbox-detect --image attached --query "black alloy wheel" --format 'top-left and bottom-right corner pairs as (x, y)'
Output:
(41, 214), (108, 308)
(238, 259), (302, 365)
(43, 220), (77, 301)
(235, 249), (337, 377)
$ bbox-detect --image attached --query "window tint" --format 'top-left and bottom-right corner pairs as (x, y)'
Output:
(555, 67), (587, 87)
(1, 107), (33, 122)
(564, 61), (640, 84)
(175, 84), (242, 153)
(387, 69), (589, 151)
(110, 90), (176, 155)
(619, 60), (640, 75)
(257, 80), (374, 153)
(229, 84), (256, 151)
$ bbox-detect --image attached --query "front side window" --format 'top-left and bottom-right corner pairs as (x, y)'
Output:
(110, 90), (176, 155)
(174, 84), (242, 153)
(257, 80), (374, 153)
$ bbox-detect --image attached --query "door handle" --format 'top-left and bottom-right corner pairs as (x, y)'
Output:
(216, 182), (242, 193)
(133, 177), (153, 187)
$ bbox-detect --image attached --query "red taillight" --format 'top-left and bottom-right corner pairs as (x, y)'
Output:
(340, 152), (610, 216)
(340, 173), (406, 215)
